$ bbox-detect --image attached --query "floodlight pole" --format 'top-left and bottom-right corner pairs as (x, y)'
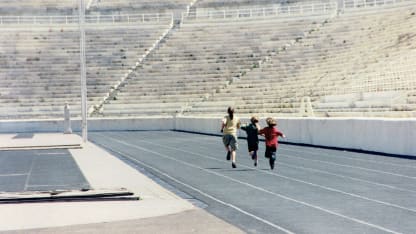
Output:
(78, 0), (88, 142)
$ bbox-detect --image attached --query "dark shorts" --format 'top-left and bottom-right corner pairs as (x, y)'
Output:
(265, 146), (277, 159)
(247, 143), (258, 152)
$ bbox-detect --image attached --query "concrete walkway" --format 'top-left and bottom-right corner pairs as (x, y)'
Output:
(0, 133), (244, 233)
(0, 133), (81, 150)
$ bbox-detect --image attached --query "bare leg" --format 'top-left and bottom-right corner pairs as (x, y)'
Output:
(249, 151), (254, 159)
(231, 150), (237, 168)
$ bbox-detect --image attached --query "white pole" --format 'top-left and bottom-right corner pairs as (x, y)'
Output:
(78, 0), (88, 142)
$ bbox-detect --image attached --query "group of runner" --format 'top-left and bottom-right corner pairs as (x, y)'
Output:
(220, 107), (285, 170)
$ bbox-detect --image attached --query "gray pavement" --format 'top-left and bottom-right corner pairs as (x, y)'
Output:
(0, 133), (81, 150)
(1, 131), (415, 233)
(0, 133), (243, 233)
(0, 149), (89, 193)
(3, 209), (244, 234)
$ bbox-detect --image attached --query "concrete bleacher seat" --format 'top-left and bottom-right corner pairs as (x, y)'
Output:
(316, 91), (407, 111)
(354, 91), (406, 108)
(0, 0), (78, 15)
(0, 0), (189, 15)
(100, 102), (185, 116)
(89, 0), (190, 17)
(2, 2), (415, 119)
(315, 93), (358, 109)
(182, 3), (416, 118)
(98, 15), (320, 117)
(0, 21), (171, 120)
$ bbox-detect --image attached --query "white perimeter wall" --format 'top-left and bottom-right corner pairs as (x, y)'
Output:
(175, 116), (416, 157)
(0, 117), (174, 133)
(0, 116), (414, 157)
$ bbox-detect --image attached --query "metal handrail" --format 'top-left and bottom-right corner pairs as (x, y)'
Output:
(182, 2), (338, 21)
(343, 0), (412, 9)
(0, 13), (173, 25)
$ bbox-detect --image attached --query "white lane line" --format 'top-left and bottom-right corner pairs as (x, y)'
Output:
(169, 131), (416, 170)
(276, 160), (416, 194)
(131, 132), (416, 194)
(173, 135), (416, 194)
(23, 155), (36, 191)
(169, 130), (412, 167)
(26, 184), (78, 187)
(168, 133), (416, 194)
(123, 134), (416, 214)
(280, 146), (416, 169)
(280, 153), (416, 180)
(168, 133), (416, 180)
(35, 152), (67, 155)
(120, 132), (416, 193)
(92, 135), (294, 234)
(98, 133), (401, 234)
(0, 173), (28, 177)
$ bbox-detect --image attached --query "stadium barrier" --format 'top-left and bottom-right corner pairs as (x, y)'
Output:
(182, 2), (338, 22)
(181, 0), (414, 23)
(0, 117), (174, 133)
(175, 116), (416, 157)
(0, 13), (173, 25)
(1, 117), (414, 157)
(343, 0), (413, 9)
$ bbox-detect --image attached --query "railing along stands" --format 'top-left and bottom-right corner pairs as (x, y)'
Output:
(182, 2), (338, 22)
(343, 0), (413, 9)
(0, 13), (173, 25)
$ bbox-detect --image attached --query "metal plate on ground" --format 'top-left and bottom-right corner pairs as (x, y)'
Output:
(0, 149), (90, 193)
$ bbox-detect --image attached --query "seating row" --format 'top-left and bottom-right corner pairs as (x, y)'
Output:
(97, 16), (319, 117)
(0, 23), (171, 119)
(182, 5), (416, 117)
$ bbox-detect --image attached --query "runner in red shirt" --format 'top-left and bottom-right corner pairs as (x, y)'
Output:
(258, 117), (286, 170)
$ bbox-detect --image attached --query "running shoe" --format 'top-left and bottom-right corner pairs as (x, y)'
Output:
(232, 162), (236, 168)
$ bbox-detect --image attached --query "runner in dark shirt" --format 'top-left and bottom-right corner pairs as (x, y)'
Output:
(241, 116), (260, 167)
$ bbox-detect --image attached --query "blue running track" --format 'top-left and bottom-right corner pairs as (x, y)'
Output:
(90, 130), (416, 234)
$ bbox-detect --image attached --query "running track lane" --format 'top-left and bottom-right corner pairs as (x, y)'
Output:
(89, 131), (416, 234)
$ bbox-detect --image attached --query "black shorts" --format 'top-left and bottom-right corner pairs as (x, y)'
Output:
(265, 146), (277, 158)
(247, 143), (258, 152)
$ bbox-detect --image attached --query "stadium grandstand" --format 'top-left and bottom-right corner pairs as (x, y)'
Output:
(0, 0), (415, 146)
(0, 0), (416, 119)
(1, 1), (416, 233)
(88, 0), (416, 118)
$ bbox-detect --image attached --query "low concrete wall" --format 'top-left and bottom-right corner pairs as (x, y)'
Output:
(278, 117), (416, 157)
(175, 116), (416, 157)
(1, 116), (414, 157)
(88, 117), (174, 131)
(0, 119), (66, 133)
(0, 117), (174, 133)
